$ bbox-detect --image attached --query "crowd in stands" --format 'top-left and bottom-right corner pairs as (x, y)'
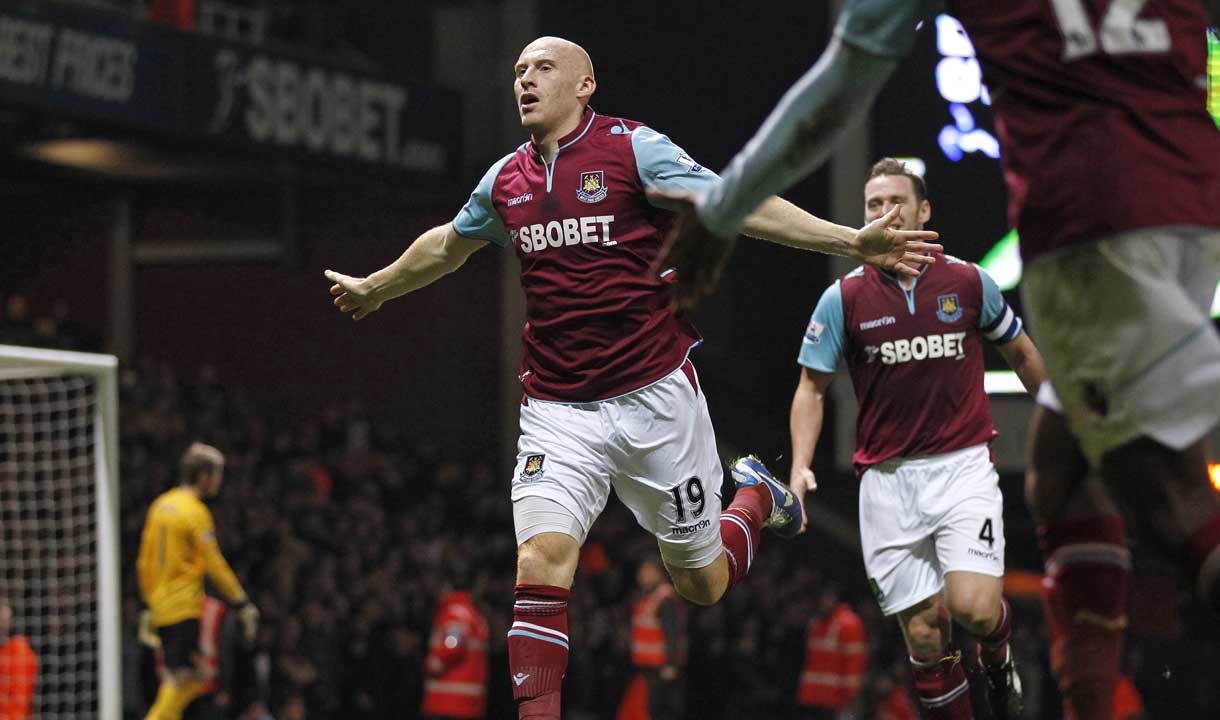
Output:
(1, 295), (1189, 719)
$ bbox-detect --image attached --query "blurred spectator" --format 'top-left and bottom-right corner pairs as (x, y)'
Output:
(1112, 675), (1145, 720)
(0, 596), (37, 720)
(796, 583), (867, 719)
(148, 0), (195, 30)
(0, 296), (95, 351)
(421, 574), (490, 720)
(2, 295), (34, 347)
(629, 559), (687, 720)
(871, 663), (919, 720)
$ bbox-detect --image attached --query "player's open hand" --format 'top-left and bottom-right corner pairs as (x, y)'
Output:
(789, 467), (817, 535)
(853, 206), (943, 276)
(647, 188), (736, 311)
(325, 269), (383, 321)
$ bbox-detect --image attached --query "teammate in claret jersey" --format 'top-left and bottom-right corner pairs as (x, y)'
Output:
(322, 35), (941, 720)
(790, 159), (1045, 719)
(660, 3), (1220, 719)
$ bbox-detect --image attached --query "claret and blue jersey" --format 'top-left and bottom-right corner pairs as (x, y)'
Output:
(453, 107), (719, 403)
(799, 253), (1022, 470)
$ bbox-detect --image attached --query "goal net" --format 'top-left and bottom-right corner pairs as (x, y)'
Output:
(0, 345), (119, 720)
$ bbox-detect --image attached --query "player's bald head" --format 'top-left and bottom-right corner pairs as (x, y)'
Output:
(520, 36), (594, 80)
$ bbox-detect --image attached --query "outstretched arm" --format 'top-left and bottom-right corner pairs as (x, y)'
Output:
(699, 38), (899, 237)
(656, 0), (929, 307)
(741, 197), (941, 272)
(325, 223), (487, 321)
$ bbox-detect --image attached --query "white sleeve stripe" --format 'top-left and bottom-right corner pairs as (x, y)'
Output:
(983, 305), (1015, 341)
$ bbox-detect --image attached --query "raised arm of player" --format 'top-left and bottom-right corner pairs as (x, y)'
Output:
(657, 0), (930, 307)
(325, 224), (488, 321)
(698, 0), (925, 237)
(697, 37), (898, 237)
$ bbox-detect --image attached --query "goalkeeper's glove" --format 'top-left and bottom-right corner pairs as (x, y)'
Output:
(236, 601), (260, 643)
(137, 610), (161, 649)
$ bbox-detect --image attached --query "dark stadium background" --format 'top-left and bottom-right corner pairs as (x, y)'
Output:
(2, 2), (1219, 719)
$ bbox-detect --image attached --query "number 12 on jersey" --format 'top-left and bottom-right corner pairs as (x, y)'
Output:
(1050, 0), (1171, 61)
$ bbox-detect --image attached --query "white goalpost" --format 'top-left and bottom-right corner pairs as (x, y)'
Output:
(0, 344), (120, 720)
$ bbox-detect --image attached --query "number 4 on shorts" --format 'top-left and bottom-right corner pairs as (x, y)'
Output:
(979, 518), (995, 548)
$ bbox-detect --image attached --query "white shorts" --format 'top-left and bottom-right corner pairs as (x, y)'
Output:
(1023, 227), (1220, 466)
(511, 361), (725, 569)
(859, 444), (1006, 616)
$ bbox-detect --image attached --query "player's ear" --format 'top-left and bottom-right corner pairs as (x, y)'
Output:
(576, 74), (596, 102)
(918, 199), (931, 225)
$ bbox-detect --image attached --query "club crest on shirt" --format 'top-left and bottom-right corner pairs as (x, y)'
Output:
(936, 293), (963, 323)
(577, 170), (608, 203)
(521, 454), (546, 480)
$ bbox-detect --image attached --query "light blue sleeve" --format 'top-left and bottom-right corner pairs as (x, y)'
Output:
(976, 264), (1023, 344)
(631, 126), (720, 211)
(452, 153), (515, 247)
(797, 281), (848, 373)
(834, 0), (941, 58)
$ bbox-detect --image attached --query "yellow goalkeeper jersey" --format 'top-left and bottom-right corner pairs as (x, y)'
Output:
(136, 487), (245, 627)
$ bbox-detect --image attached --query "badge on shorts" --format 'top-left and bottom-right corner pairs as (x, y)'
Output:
(521, 454), (546, 481)
(936, 293), (963, 323)
(868, 578), (885, 605)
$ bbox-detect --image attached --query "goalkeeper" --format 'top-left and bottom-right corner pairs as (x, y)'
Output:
(136, 442), (259, 720)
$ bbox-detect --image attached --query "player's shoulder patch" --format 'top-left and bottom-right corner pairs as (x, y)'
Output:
(674, 150), (705, 173)
(804, 318), (827, 345)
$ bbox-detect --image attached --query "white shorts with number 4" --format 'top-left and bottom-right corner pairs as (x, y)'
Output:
(1023, 227), (1220, 466)
(510, 361), (725, 569)
(859, 444), (1005, 616)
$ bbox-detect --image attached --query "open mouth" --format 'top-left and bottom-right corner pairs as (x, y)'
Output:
(520, 93), (540, 113)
